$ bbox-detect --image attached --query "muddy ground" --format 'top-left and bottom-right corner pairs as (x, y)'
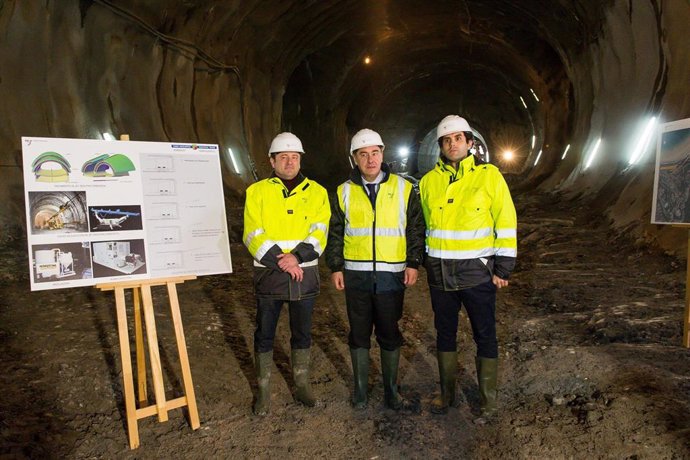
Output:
(1, 192), (689, 459)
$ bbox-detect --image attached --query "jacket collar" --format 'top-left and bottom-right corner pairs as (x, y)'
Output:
(436, 154), (476, 179)
(349, 162), (391, 186)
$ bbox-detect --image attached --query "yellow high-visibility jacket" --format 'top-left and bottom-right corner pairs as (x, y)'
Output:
(420, 154), (517, 290)
(326, 165), (425, 293)
(243, 173), (330, 300)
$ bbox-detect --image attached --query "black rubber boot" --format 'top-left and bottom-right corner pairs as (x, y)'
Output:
(253, 351), (273, 416)
(350, 348), (369, 409)
(292, 348), (316, 407)
(431, 351), (458, 414)
(381, 348), (403, 410)
(474, 356), (498, 424)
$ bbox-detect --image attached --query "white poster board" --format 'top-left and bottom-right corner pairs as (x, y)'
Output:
(22, 137), (232, 291)
(651, 118), (690, 225)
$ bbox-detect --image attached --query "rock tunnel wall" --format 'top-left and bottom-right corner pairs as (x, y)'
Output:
(0, 0), (688, 256)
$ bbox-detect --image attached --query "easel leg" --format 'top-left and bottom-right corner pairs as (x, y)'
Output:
(683, 230), (690, 348)
(114, 287), (140, 449)
(133, 287), (148, 404)
(141, 285), (169, 422)
(167, 282), (200, 429)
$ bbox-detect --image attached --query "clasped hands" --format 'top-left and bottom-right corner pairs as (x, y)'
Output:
(277, 253), (303, 282)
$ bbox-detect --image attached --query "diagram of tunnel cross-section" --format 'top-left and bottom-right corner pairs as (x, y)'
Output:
(22, 137), (233, 291)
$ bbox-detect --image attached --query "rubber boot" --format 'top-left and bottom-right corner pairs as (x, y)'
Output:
(474, 356), (498, 424)
(253, 351), (273, 416)
(381, 348), (403, 410)
(350, 348), (369, 409)
(431, 351), (458, 414)
(292, 348), (316, 407)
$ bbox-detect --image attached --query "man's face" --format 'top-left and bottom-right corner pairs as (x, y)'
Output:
(353, 145), (383, 181)
(270, 151), (301, 180)
(440, 131), (473, 163)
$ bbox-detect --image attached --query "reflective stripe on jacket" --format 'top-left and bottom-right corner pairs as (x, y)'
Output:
(243, 175), (330, 299)
(420, 154), (517, 290)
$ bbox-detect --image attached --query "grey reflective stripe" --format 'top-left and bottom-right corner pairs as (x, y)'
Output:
(255, 240), (275, 261)
(427, 247), (496, 259)
(345, 227), (403, 237)
(244, 228), (265, 247)
(396, 175), (406, 231)
(428, 227), (492, 240)
(341, 182), (351, 218)
(495, 228), (517, 239)
(254, 259), (318, 268)
(310, 222), (328, 233)
(495, 247), (517, 257)
(276, 239), (303, 249)
(344, 261), (406, 272)
(305, 235), (323, 255)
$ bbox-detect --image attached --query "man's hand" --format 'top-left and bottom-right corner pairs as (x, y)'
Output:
(277, 253), (300, 271)
(331, 271), (345, 290)
(404, 268), (418, 286)
(285, 265), (304, 282)
(492, 275), (509, 289)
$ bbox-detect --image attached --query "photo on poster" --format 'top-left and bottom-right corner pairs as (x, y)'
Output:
(652, 118), (690, 224)
(91, 239), (147, 278)
(28, 191), (88, 234)
(88, 205), (143, 232)
(81, 153), (136, 177)
(32, 242), (93, 283)
(31, 151), (72, 183)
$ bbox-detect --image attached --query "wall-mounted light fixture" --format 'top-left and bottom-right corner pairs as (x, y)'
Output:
(628, 116), (657, 165)
(102, 133), (116, 141)
(561, 144), (570, 160)
(228, 147), (240, 174)
(534, 149), (543, 166)
(584, 138), (602, 169)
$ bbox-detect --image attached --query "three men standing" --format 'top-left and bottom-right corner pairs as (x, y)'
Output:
(243, 132), (330, 416)
(326, 129), (425, 410)
(419, 115), (517, 422)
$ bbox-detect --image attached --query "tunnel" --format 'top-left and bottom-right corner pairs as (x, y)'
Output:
(1, 1), (689, 457)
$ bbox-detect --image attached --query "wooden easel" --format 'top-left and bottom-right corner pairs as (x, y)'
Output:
(95, 134), (200, 448)
(96, 276), (200, 449)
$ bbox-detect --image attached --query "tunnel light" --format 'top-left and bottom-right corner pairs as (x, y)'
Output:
(561, 144), (571, 160)
(364, 56), (371, 65)
(520, 96), (528, 109)
(530, 88), (540, 102)
(628, 117), (658, 165)
(228, 147), (240, 174)
(398, 147), (409, 158)
(503, 150), (514, 161)
(102, 133), (116, 141)
(584, 138), (602, 170)
(534, 149), (542, 166)
(531, 135), (536, 150)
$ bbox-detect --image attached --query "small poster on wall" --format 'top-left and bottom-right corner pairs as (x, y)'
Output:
(22, 137), (233, 291)
(651, 117), (690, 225)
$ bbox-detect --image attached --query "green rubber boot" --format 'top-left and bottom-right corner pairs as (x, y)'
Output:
(474, 356), (498, 424)
(292, 348), (316, 407)
(431, 351), (458, 414)
(381, 348), (403, 410)
(253, 351), (273, 416)
(350, 348), (369, 409)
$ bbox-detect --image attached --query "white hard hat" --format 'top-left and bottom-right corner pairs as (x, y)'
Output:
(437, 115), (472, 140)
(268, 132), (304, 156)
(350, 129), (385, 154)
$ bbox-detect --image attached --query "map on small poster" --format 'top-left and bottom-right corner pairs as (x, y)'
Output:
(22, 137), (233, 291)
(652, 118), (690, 225)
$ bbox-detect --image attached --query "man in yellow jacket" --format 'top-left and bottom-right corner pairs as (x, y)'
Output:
(419, 115), (517, 423)
(243, 132), (330, 416)
(326, 129), (425, 410)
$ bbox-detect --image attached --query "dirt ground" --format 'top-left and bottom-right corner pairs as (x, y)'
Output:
(1, 192), (689, 459)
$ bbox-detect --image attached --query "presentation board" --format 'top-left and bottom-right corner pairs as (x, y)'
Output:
(652, 117), (690, 225)
(22, 137), (232, 291)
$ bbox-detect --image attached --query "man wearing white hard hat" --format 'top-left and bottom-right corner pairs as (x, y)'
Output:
(325, 128), (425, 410)
(243, 132), (330, 415)
(419, 115), (517, 423)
